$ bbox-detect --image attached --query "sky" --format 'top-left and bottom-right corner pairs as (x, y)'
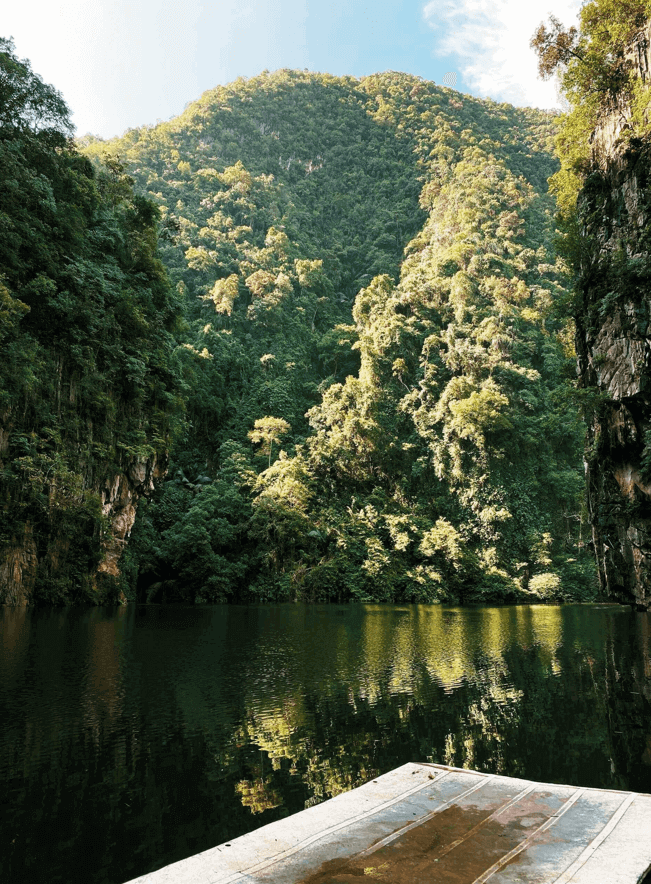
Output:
(5, 0), (583, 139)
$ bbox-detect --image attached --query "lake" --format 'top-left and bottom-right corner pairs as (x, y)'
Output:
(1, 603), (650, 884)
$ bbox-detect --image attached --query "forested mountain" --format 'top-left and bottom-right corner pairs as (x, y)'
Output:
(0, 39), (182, 603)
(83, 69), (596, 604)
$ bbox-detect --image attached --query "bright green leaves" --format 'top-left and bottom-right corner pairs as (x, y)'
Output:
(248, 416), (291, 467)
(445, 382), (512, 448)
(204, 274), (239, 314)
(533, 1), (651, 218)
(217, 160), (253, 191)
(248, 451), (315, 596)
(185, 245), (217, 272)
(295, 130), (588, 601)
(417, 519), (478, 596)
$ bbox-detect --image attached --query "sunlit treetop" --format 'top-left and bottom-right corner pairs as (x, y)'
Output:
(533, 1), (651, 200)
(531, 0), (651, 217)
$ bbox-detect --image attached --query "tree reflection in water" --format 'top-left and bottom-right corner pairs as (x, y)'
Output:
(0, 603), (649, 884)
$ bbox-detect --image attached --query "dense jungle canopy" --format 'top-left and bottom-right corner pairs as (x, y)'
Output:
(81, 66), (597, 604)
(1, 37), (601, 604)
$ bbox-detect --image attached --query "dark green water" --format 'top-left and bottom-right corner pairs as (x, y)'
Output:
(1, 603), (650, 884)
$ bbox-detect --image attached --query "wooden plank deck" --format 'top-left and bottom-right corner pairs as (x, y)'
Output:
(126, 763), (651, 884)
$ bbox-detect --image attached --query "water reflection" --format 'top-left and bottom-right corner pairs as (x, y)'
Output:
(0, 604), (649, 884)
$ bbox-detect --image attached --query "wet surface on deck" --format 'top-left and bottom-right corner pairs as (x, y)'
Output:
(125, 763), (651, 884)
(299, 794), (564, 883)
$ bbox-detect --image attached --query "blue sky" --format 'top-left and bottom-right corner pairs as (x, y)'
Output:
(5, 0), (582, 139)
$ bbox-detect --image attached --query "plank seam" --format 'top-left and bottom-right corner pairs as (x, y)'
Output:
(359, 774), (497, 856)
(431, 782), (539, 861)
(552, 792), (636, 884)
(470, 788), (585, 884)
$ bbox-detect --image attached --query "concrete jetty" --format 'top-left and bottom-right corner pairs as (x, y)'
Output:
(126, 762), (651, 883)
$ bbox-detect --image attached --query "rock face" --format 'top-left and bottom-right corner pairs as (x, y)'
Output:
(0, 451), (165, 606)
(0, 524), (38, 606)
(575, 24), (651, 610)
(96, 456), (165, 588)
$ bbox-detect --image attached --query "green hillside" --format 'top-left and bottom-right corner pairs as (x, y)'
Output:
(84, 69), (595, 603)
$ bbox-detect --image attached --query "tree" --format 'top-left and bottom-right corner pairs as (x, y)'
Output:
(0, 36), (71, 133)
(531, 1), (651, 215)
(530, 16), (582, 80)
(248, 417), (291, 466)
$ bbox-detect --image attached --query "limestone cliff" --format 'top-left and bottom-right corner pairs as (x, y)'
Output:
(575, 24), (651, 609)
(96, 457), (165, 586)
(0, 40), (181, 607)
(0, 450), (165, 606)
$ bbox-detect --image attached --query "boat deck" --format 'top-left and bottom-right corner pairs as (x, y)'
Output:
(126, 762), (651, 883)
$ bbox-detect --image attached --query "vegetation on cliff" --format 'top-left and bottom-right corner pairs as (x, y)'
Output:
(86, 69), (595, 604)
(532, 0), (651, 609)
(0, 38), (183, 603)
(532, 0), (651, 217)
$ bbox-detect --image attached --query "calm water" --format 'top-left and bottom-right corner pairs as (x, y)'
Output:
(1, 603), (650, 883)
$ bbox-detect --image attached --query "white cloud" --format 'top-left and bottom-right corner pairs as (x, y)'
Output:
(423, 0), (582, 109)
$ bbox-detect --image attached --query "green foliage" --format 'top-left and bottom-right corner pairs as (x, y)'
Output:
(248, 416), (291, 466)
(0, 38), (183, 602)
(527, 572), (562, 598)
(0, 36), (71, 133)
(83, 68), (595, 604)
(532, 1), (651, 218)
